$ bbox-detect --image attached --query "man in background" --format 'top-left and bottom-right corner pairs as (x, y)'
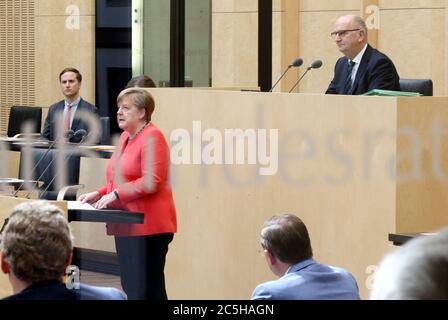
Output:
(41, 67), (100, 143)
(326, 15), (400, 95)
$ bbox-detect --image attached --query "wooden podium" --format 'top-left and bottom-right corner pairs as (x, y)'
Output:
(3, 89), (448, 299)
(145, 89), (448, 299)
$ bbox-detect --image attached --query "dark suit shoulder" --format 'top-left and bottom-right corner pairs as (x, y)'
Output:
(79, 98), (97, 111)
(365, 45), (396, 66)
(48, 100), (65, 111)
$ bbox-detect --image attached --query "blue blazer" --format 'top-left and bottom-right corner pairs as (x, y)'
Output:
(326, 45), (400, 95)
(251, 259), (360, 300)
(41, 98), (99, 143)
(2, 280), (126, 300)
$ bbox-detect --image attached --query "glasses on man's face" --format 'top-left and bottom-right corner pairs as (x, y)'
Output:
(330, 29), (360, 39)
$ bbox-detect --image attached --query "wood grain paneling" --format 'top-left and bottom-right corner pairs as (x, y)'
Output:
(0, 0), (35, 135)
(212, 12), (258, 87)
(379, 8), (445, 95)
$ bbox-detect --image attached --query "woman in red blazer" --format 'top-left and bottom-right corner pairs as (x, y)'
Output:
(79, 88), (177, 300)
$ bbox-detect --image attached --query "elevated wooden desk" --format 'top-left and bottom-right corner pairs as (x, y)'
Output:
(146, 89), (448, 299)
(3, 89), (448, 300)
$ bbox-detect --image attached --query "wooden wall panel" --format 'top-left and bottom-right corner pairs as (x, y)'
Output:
(380, 0), (445, 9)
(146, 89), (399, 299)
(271, 0), (300, 93)
(300, 0), (360, 11)
(0, 0), (35, 135)
(35, 0), (95, 111)
(378, 9), (445, 95)
(211, 5), (258, 87)
(212, 0), (258, 12)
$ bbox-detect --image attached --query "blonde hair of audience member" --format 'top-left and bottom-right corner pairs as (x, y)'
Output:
(0, 201), (72, 292)
(370, 229), (448, 300)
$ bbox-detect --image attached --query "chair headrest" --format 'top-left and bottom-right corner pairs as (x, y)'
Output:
(399, 79), (433, 96)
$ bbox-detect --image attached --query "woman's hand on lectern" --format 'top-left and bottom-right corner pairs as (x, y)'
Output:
(78, 191), (100, 204)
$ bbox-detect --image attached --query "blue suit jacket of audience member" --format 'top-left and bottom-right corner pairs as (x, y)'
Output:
(2, 280), (126, 300)
(251, 258), (360, 300)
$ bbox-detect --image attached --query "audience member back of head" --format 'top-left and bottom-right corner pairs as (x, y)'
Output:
(0, 201), (126, 300)
(370, 229), (448, 300)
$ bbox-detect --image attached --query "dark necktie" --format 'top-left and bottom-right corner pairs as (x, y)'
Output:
(343, 61), (356, 94)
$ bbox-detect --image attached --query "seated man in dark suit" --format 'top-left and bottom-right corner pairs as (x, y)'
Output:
(0, 201), (126, 300)
(251, 214), (360, 300)
(326, 15), (400, 95)
(41, 67), (100, 143)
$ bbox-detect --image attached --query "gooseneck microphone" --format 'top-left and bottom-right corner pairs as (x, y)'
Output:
(36, 129), (89, 199)
(13, 129), (75, 197)
(288, 59), (323, 93)
(269, 57), (303, 92)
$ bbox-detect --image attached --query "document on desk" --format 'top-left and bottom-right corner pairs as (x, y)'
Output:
(67, 201), (96, 210)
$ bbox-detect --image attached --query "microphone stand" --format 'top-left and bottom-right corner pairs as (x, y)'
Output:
(13, 131), (74, 197)
(36, 133), (90, 199)
(289, 68), (312, 93)
(270, 66), (291, 92)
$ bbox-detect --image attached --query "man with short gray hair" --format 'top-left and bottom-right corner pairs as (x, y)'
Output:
(326, 14), (400, 95)
(0, 201), (125, 300)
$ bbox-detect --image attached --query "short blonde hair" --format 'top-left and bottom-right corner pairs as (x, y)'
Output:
(117, 87), (155, 122)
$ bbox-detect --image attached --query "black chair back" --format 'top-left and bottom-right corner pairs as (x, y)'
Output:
(100, 116), (111, 145)
(399, 79), (433, 96)
(7, 106), (42, 137)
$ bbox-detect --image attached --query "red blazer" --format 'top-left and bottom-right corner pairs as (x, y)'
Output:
(97, 124), (177, 237)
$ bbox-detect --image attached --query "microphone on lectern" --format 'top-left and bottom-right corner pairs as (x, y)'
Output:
(288, 59), (323, 93)
(269, 57), (304, 92)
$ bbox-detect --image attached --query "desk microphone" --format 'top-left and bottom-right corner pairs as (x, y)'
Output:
(36, 129), (89, 199)
(288, 59), (323, 93)
(13, 129), (75, 197)
(269, 57), (303, 92)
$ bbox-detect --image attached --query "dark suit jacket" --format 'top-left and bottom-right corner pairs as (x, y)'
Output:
(2, 280), (126, 300)
(326, 45), (400, 95)
(41, 98), (99, 143)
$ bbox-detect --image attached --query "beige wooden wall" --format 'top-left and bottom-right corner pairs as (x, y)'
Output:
(35, 0), (95, 120)
(211, 0), (259, 88)
(0, 0), (95, 134)
(212, 0), (448, 96)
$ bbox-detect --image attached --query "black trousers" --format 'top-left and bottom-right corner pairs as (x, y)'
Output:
(114, 233), (174, 300)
